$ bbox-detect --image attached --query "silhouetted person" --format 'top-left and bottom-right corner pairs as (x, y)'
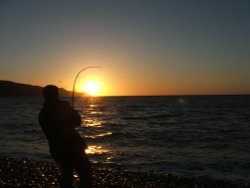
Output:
(39, 85), (92, 188)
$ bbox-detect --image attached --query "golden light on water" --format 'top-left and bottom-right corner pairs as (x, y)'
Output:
(84, 119), (103, 127)
(85, 145), (109, 155)
(85, 132), (112, 139)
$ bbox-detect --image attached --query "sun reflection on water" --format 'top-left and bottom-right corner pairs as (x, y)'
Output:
(85, 145), (110, 155)
(83, 119), (103, 127)
(89, 111), (103, 115)
(84, 131), (112, 139)
(78, 98), (113, 164)
(81, 100), (104, 127)
(89, 104), (98, 108)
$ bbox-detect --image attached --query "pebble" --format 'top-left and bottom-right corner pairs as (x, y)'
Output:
(0, 157), (248, 188)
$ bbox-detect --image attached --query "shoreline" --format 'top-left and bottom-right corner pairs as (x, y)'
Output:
(0, 157), (248, 188)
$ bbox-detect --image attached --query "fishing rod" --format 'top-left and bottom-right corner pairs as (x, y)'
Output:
(72, 66), (102, 108)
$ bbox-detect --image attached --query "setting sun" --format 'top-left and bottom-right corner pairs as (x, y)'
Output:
(81, 81), (100, 96)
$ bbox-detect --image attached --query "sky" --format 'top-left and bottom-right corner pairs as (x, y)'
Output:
(0, 0), (249, 96)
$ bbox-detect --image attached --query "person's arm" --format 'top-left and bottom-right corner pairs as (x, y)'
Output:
(71, 108), (82, 128)
(60, 101), (82, 128)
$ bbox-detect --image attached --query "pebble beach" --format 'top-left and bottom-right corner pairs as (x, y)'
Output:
(0, 157), (248, 188)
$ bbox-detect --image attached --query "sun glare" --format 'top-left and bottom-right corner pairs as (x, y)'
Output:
(82, 81), (100, 96)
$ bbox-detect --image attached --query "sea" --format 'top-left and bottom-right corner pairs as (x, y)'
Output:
(0, 95), (250, 185)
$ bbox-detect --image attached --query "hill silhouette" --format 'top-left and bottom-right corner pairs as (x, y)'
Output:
(0, 80), (72, 97)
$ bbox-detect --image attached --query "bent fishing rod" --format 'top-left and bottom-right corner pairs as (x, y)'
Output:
(72, 66), (102, 108)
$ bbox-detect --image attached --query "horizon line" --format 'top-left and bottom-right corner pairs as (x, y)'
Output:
(78, 94), (250, 97)
(1, 80), (249, 97)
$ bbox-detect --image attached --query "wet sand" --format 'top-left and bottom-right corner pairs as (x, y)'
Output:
(0, 157), (247, 188)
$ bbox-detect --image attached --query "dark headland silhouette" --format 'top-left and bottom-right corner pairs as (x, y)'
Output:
(0, 80), (72, 97)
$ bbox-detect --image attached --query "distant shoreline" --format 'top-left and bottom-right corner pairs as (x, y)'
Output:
(0, 80), (71, 97)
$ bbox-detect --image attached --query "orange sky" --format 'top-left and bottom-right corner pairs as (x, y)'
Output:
(1, 1), (249, 96)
